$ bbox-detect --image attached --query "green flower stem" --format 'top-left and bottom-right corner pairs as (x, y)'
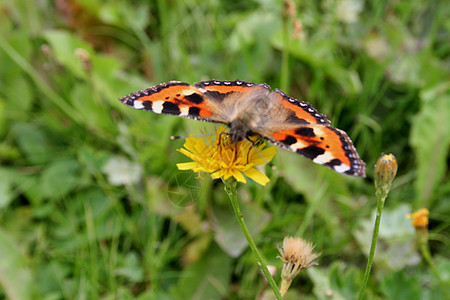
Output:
(358, 194), (385, 300)
(223, 179), (282, 300)
(419, 236), (450, 298)
(359, 154), (398, 299)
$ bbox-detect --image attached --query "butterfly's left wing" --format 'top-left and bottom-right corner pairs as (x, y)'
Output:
(119, 80), (270, 124)
(119, 81), (223, 122)
(264, 125), (366, 176)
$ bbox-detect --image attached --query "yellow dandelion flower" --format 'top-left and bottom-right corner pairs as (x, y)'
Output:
(176, 126), (277, 186)
(407, 208), (430, 246)
(278, 236), (319, 296)
(407, 208), (429, 228)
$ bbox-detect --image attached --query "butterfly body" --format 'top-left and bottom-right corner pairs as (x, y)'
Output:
(119, 79), (366, 177)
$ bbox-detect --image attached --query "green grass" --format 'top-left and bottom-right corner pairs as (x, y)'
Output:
(0, 0), (449, 299)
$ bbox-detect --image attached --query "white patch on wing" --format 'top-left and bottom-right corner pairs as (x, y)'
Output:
(195, 86), (208, 93)
(312, 152), (335, 164)
(179, 106), (189, 116)
(313, 152), (351, 173)
(289, 140), (308, 151)
(134, 101), (144, 109)
(334, 164), (351, 173)
(152, 100), (164, 113)
(312, 126), (326, 136)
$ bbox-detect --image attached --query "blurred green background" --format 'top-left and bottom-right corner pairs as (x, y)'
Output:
(0, 0), (449, 299)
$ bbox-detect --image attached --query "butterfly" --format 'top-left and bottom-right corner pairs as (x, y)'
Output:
(119, 80), (366, 177)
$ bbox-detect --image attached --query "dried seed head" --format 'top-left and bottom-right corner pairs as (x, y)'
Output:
(278, 236), (319, 296)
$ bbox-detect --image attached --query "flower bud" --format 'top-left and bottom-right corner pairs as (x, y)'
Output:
(374, 153), (398, 199)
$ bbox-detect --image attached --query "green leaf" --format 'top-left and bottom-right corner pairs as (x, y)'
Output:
(228, 11), (280, 52)
(170, 244), (232, 300)
(115, 252), (144, 283)
(3, 75), (33, 113)
(271, 33), (362, 95)
(35, 261), (71, 298)
(98, 2), (149, 30)
(354, 204), (419, 270)
(380, 271), (422, 300)
(213, 200), (271, 258)
(0, 171), (13, 209)
(430, 257), (450, 299)
(0, 97), (5, 136)
(40, 158), (82, 200)
(44, 29), (93, 78)
(0, 229), (38, 300)
(0, 28), (32, 74)
(90, 54), (125, 99)
(72, 188), (121, 241)
(11, 122), (51, 164)
(308, 262), (361, 300)
(182, 234), (213, 265)
(69, 84), (116, 134)
(77, 146), (109, 176)
(329, 264), (361, 300)
(410, 83), (450, 206)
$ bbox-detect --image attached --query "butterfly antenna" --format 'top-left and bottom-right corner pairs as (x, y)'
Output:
(170, 135), (185, 140)
(170, 131), (216, 141)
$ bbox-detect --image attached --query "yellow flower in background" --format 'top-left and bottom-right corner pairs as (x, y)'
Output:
(407, 208), (430, 246)
(407, 208), (429, 228)
(176, 126), (277, 186)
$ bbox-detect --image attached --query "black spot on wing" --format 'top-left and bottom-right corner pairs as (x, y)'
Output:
(203, 90), (230, 102)
(162, 102), (180, 115)
(286, 113), (309, 124)
(188, 106), (200, 117)
(282, 135), (297, 146)
(295, 127), (316, 137)
(140, 101), (151, 110)
(324, 158), (343, 170)
(185, 93), (204, 104)
(297, 146), (325, 160)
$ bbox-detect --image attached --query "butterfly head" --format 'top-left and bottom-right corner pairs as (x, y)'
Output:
(229, 119), (252, 143)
